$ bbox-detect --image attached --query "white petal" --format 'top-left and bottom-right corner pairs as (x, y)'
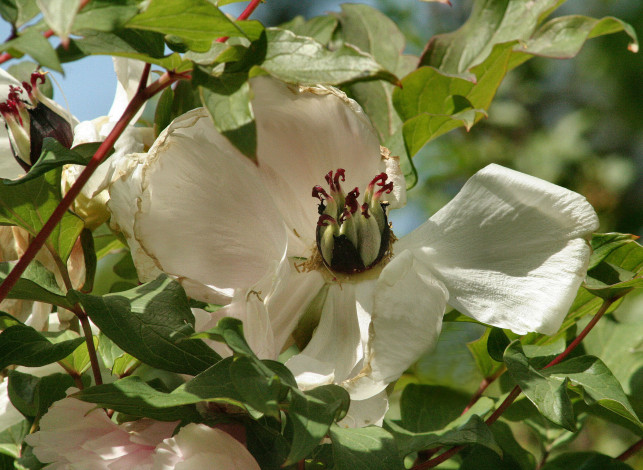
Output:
(286, 283), (364, 389)
(346, 251), (448, 400)
(0, 127), (24, 180)
(398, 164), (599, 335)
(0, 68), (20, 93)
(108, 58), (149, 122)
(379, 146), (406, 210)
(338, 390), (389, 428)
(251, 77), (383, 253)
(109, 109), (288, 304)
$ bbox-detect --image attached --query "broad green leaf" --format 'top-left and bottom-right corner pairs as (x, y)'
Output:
(246, 419), (292, 470)
(510, 15), (638, 68)
(281, 15), (338, 45)
(72, 376), (201, 421)
(73, 276), (221, 375)
(0, 168), (84, 261)
(182, 357), (244, 406)
(57, 331), (96, 375)
(58, 29), (189, 71)
(229, 355), (282, 418)
(420, 0), (637, 75)
(0, 325), (84, 370)
(541, 452), (634, 470)
(196, 70), (257, 161)
(504, 341), (576, 431)
(487, 328), (511, 362)
(36, 0), (81, 42)
(190, 317), (254, 357)
(0, 420), (29, 459)
(487, 421), (536, 470)
(589, 233), (641, 271)
(544, 356), (642, 432)
(467, 328), (503, 378)
(97, 333), (139, 377)
(394, 42), (513, 156)
(126, 0), (248, 43)
(5, 139), (94, 186)
(285, 385), (350, 465)
(400, 384), (470, 432)
(7, 370), (76, 420)
(71, 0), (139, 33)
(329, 425), (404, 470)
(258, 28), (398, 86)
(0, 261), (71, 308)
(0, 0), (39, 27)
(0, 29), (62, 72)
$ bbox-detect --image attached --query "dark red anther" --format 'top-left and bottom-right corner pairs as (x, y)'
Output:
(325, 170), (334, 189)
(333, 168), (345, 190)
(317, 214), (338, 227)
(361, 203), (370, 218)
(8, 85), (22, 102)
(344, 187), (359, 214)
(375, 181), (394, 198)
(30, 72), (46, 89)
(312, 185), (330, 202)
(367, 173), (388, 192)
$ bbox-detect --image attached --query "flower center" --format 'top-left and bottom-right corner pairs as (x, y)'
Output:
(0, 72), (73, 171)
(312, 169), (393, 274)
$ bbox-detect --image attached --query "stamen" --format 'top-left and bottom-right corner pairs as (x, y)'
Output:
(361, 203), (370, 218)
(317, 214), (338, 227)
(344, 187), (359, 214)
(312, 185), (330, 202)
(375, 182), (393, 199)
(367, 173), (388, 192)
(30, 72), (46, 89)
(333, 168), (345, 191)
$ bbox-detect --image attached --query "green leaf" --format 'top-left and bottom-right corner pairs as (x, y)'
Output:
(196, 70), (257, 161)
(0, 167), (84, 261)
(78, 228), (96, 293)
(258, 28), (398, 86)
(400, 384), (470, 432)
(36, 0), (81, 42)
(126, 0), (248, 43)
(97, 333), (139, 377)
(5, 139), (93, 186)
(0, 420), (29, 459)
(504, 341), (576, 431)
(0, 324), (84, 370)
(7, 370), (76, 419)
(58, 29), (189, 70)
(511, 15), (638, 67)
(285, 385), (350, 465)
(229, 355), (282, 418)
(0, 29), (62, 72)
(282, 15), (338, 45)
(72, 376), (201, 421)
(329, 425), (404, 470)
(190, 316), (254, 357)
(73, 275), (221, 375)
(589, 233), (641, 271)
(541, 452), (634, 470)
(544, 356), (642, 432)
(387, 394), (497, 457)
(56, 330), (96, 375)
(182, 357), (244, 406)
(487, 327), (511, 363)
(0, 260), (72, 308)
(467, 328), (504, 378)
(71, 0), (139, 33)
(394, 42), (513, 156)
(420, 0), (637, 75)
(0, 0), (39, 28)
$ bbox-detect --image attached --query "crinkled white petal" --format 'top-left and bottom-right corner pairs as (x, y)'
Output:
(0, 68), (21, 92)
(0, 126), (23, 180)
(109, 109), (288, 304)
(152, 424), (260, 470)
(346, 251), (448, 400)
(251, 77), (383, 253)
(398, 164), (599, 335)
(286, 283), (364, 389)
(379, 147), (406, 210)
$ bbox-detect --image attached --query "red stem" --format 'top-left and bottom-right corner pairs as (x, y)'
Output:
(412, 298), (615, 470)
(216, 0), (264, 43)
(0, 71), (185, 303)
(617, 438), (642, 462)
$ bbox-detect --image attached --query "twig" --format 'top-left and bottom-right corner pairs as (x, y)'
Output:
(617, 438), (642, 462)
(462, 366), (506, 414)
(216, 0), (264, 43)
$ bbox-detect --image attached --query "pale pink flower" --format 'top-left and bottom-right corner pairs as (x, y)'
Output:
(152, 423), (260, 470)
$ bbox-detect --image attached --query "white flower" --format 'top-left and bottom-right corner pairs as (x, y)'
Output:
(107, 77), (598, 425)
(62, 58), (154, 229)
(152, 423), (260, 470)
(25, 396), (179, 470)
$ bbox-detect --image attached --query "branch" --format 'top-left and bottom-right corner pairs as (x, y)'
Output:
(617, 438), (642, 462)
